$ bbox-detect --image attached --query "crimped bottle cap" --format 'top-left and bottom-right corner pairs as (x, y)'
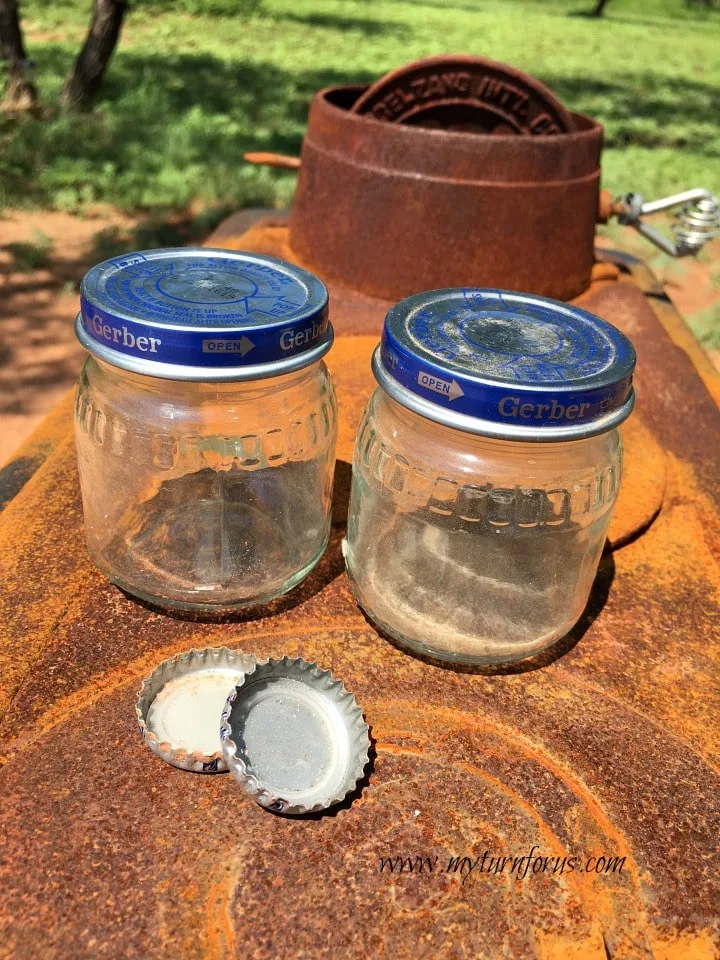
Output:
(136, 647), (259, 773)
(220, 657), (370, 814)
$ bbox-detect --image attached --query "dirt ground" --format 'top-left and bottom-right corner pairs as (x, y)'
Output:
(0, 210), (140, 462)
(1, 209), (718, 467)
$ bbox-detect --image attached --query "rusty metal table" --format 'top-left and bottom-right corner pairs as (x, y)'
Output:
(1, 216), (718, 960)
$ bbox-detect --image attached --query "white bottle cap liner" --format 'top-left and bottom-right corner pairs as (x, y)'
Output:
(220, 657), (371, 815)
(136, 647), (259, 773)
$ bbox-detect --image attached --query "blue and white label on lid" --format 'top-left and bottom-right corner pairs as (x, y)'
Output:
(377, 288), (636, 439)
(77, 248), (331, 379)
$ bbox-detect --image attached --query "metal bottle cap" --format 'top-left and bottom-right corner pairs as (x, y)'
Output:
(76, 248), (331, 381)
(374, 287), (636, 441)
(136, 647), (259, 772)
(220, 657), (371, 815)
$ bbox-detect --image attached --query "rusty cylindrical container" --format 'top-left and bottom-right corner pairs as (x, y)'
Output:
(289, 86), (604, 302)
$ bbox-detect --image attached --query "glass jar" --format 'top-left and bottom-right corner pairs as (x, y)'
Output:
(74, 248), (336, 611)
(345, 288), (636, 665)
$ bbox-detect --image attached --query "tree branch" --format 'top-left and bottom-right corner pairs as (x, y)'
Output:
(62, 0), (128, 110)
(0, 0), (38, 109)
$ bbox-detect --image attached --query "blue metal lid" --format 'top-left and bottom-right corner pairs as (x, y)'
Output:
(374, 288), (636, 441)
(76, 248), (331, 381)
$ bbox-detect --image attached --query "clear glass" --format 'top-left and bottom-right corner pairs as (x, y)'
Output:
(75, 357), (337, 611)
(346, 389), (622, 664)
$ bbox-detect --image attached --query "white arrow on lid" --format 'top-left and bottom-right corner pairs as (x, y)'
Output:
(417, 370), (465, 402)
(448, 379), (464, 401)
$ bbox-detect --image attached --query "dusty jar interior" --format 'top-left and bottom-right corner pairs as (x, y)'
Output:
(346, 389), (621, 664)
(344, 286), (635, 665)
(73, 247), (336, 611)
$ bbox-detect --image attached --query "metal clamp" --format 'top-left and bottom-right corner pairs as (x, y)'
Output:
(611, 188), (720, 257)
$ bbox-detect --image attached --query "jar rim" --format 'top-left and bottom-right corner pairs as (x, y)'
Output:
(378, 288), (635, 440)
(372, 346), (634, 442)
(76, 248), (331, 380)
(76, 312), (333, 382)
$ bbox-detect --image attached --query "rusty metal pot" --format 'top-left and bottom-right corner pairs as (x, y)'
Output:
(289, 86), (603, 302)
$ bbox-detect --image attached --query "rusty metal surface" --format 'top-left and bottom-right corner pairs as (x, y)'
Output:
(350, 55), (574, 134)
(242, 152), (301, 170)
(288, 85), (602, 302)
(596, 246), (720, 407)
(0, 214), (718, 959)
(0, 392), (75, 508)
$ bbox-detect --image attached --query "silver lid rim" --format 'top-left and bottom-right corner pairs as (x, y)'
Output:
(77, 313), (334, 382)
(220, 656), (371, 815)
(136, 647), (261, 773)
(372, 346), (635, 442)
(80, 247), (329, 333)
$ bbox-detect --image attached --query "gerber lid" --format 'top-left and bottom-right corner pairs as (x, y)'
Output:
(374, 288), (636, 441)
(77, 248), (331, 381)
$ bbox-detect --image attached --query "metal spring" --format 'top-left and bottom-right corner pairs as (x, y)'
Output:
(672, 195), (720, 254)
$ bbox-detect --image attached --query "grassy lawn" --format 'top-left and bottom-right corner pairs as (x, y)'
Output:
(1, 0), (718, 215)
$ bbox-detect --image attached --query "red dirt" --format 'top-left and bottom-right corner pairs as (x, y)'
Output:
(0, 210), (142, 463)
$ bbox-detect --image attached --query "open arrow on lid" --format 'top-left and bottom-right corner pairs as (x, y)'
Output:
(202, 335), (255, 357)
(417, 370), (465, 401)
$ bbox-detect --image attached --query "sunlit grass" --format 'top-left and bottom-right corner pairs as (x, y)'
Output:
(0, 0), (717, 213)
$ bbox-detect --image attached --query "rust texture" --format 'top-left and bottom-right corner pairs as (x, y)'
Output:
(0, 214), (719, 960)
(349, 55), (574, 134)
(289, 86), (603, 302)
(0, 394), (73, 508)
(243, 152), (301, 170)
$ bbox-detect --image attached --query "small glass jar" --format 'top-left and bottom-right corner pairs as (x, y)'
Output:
(74, 248), (336, 611)
(345, 288), (636, 665)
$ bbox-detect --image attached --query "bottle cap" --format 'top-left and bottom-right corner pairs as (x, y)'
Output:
(220, 657), (371, 815)
(374, 287), (636, 441)
(77, 248), (331, 381)
(136, 647), (259, 773)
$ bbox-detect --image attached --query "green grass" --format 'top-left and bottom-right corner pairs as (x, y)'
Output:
(86, 205), (235, 258)
(0, 0), (718, 213)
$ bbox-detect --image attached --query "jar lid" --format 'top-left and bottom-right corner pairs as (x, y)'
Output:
(220, 657), (371, 815)
(76, 248), (331, 381)
(374, 288), (636, 441)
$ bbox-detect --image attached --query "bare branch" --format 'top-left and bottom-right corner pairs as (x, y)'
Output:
(62, 0), (128, 110)
(0, 0), (38, 109)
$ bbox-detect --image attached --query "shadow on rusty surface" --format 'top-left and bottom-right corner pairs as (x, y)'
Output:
(0, 453), (46, 510)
